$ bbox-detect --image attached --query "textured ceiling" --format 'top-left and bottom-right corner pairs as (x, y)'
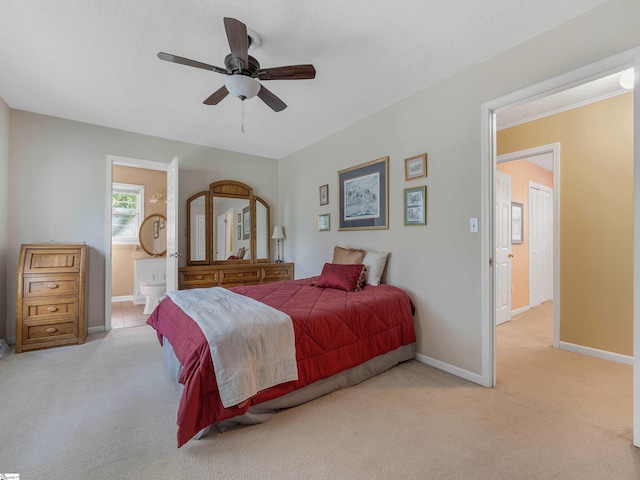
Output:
(0, 0), (607, 159)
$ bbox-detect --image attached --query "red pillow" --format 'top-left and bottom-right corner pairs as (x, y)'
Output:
(316, 263), (366, 292)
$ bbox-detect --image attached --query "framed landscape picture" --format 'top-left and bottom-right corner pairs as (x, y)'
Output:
(338, 157), (389, 231)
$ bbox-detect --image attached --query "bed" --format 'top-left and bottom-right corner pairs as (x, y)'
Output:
(147, 254), (416, 447)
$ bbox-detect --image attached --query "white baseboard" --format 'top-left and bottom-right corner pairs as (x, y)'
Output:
(112, 295), (133, 302)
(559, 341), (633, 365)
(511, 305), (530, 316)
(414, 352), (485, 385)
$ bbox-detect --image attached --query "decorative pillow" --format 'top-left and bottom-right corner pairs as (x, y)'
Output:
(332, 246), (366, 265)
(363, 251), (389, 286)
(316, 263), (366, 292)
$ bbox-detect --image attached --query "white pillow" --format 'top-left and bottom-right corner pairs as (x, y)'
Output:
(363, 251), (389, 286)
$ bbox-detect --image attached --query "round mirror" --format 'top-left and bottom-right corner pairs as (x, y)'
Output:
(139, 214), (167, 256)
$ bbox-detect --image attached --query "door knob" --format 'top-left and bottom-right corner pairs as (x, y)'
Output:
(508, 254), (514, 258)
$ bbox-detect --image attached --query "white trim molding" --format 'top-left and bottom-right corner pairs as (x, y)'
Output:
(511, 305), (530, 316)
(112, 295), (134, 303)
(559, 341), (633, 366)
(414, 352), (485, 385)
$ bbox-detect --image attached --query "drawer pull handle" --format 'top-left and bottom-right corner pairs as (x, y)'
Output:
(238, 273), (245, 277)
(46, 327), (57, 334)
(196, 275), (204, 280)
(47, 284), (59, 289)
(274, 272), (280, 275)
(47, 306), (58, 312)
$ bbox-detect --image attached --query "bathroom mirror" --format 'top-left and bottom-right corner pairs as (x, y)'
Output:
(186, 191), (210, 265)
(139, 214), (167, 256)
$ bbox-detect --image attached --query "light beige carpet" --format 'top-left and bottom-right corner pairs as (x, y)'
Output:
(1, 306), (638, 479)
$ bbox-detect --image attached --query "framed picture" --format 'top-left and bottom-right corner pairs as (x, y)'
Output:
(318, 213), (330, 231)
(242, 206), (250, 240)
(338, 156), (389, 231)
(153, 220), (160, 239)
(404, 153), (427, 181)
(237, 213), (241, 223)
(404, 186), (426, 225)
(237, 224), (241, 240)
(511, 202), (524, 244)
(319, 184), (329, 205)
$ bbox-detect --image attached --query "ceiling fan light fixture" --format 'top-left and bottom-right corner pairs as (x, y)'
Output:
(620, 68), (634, 89)
(224, 74), (260, 100)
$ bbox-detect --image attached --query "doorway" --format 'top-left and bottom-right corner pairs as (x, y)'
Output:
(104, 155), (174, 331)
(481, 47), (640, 446)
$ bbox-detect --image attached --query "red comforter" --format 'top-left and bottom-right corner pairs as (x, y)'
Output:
(147, 277), (416, 447)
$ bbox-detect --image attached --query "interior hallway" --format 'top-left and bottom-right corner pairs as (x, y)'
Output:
(496, 302), (632, 439)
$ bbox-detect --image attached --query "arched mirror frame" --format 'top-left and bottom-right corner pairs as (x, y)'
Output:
(186, 191), (211, 265)
(138, 214), (167, 257)
(210, 180), (255, 265)
(254, 195), (271, 263)
(186, 180), (271, 265)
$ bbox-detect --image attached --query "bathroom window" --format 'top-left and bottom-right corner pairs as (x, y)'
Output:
(112, 183), (145, 245)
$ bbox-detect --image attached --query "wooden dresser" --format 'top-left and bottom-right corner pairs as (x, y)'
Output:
(179, 262), (294, 290)
(16, 244), (88, 353)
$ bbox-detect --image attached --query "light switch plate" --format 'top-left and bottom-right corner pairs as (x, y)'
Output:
(470, 218), (478, 233)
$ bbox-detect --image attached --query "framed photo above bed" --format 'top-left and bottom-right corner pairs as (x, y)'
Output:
(338, 156), (389, 231)
(319, 184), (329, 205)
(404, 186), (426, 226)
(404, 153), (427, 181)
(318, 213), (330, 231)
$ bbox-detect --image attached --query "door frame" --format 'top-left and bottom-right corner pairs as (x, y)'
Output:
(105, 155), (170, 331)
(480, 46), (640, 446)
(497, 144), (559, 348)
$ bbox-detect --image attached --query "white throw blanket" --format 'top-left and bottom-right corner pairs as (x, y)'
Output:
(166, 287), (298, 408)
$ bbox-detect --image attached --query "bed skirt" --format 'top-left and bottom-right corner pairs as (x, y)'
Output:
(162, 336), (415, 437)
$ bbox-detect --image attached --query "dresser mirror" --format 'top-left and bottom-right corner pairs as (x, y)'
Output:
(186, 180), (270, 265)
(186, 191), (210, 264)
(139, 214), (167, 256)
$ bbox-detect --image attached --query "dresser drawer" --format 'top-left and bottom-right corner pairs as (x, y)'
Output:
(23, 297), (78, 321)
(262, 265), (293, 283)
(22, 247), (83, 274)
(179, 270), (219, 288)
(22, 319), (78, 344)
(219, 267), (261, 286)
(23, 275), (79, 298)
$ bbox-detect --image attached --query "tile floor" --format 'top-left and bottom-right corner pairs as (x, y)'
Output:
(111, 301), (149, 329)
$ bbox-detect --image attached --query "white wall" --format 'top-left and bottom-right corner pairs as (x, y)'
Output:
(0, 97), (9, 342)
(279, 0), (640, 379)
(6, 110), (279, 340)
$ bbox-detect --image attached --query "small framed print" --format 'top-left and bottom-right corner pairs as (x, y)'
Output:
(237, 213), (241, 223)
(318, 213), (330, 231)
(237, 224), (241, 240)
(242, 206), (250, 240)
(404, 186), (426, 226)
(319, 184), (329, 205)
(404, 153), (427, 181)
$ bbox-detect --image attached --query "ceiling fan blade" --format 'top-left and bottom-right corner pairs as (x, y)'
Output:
(158, 52), (227, 75)
(203, 86), (229, 105)
(224, 17), (249, 69)
(257, 85), (287, 112)
(256, 65), (316, 81)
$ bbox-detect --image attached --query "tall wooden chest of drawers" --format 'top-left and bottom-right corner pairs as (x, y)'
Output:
(16, 244), (88, 353)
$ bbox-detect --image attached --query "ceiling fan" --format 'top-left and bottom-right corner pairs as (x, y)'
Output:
(158, 17), (316, 112)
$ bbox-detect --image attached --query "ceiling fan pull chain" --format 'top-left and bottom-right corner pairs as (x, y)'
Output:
(241, 99), (245, 134)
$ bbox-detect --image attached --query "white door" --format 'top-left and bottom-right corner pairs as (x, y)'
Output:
(216, 213), (226, 260)
(529, 182), (553, 307)
(495, 169), (512, 325)
(195, 215), (206, 260)
(165, 156), (179, 292)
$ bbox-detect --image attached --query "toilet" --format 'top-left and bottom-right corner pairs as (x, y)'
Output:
(139, 282), (166, 314)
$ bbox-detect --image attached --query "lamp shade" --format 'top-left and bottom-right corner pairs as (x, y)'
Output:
(271, 226), (285, 240)
(224, 74), (261, 100)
